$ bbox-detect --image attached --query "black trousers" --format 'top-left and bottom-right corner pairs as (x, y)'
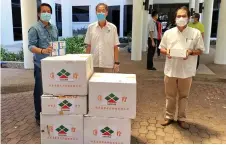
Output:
(33, 64), (43, 120)
(147, 38), (157, 69)
(156, 40), (161, 56)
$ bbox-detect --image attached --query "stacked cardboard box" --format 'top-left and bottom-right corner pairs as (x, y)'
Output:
(40, 54), (93, 144)
(85, 73), (137, 144)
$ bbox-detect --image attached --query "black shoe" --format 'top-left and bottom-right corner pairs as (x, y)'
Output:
(36, 119), (40, 126)
(148, 67), (157, 71)
(177, 121), (189, 129)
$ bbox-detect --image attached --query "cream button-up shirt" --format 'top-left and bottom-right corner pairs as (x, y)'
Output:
(159, 26), (205, 79)
(84, 21), (120, 68)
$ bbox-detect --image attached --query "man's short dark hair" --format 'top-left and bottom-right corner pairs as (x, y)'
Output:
(38, 3), (52, 14)
(193, 13), (200, 21)
(96, 3), (108, 11)
(175, 6), (190, 18)
(151, 10), (158, 17)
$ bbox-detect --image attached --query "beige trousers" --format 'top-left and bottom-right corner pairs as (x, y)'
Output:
(94, 67), (113, 73)
(164, 76), (192, 121)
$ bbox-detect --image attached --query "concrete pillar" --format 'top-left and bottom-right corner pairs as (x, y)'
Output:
(21, 0), (37, 69)
(0, 0), (14, 45)
(214, 0), (226, 65)
(189, 0), (195, 12)
(195, 0), (200, 13)
(203, 0), (214, 54)
(41, 0), (56, 26)
(62, 0), (73, 38)
(142, 10), (148, 52)
(90, 5), (97, 23)
(131, 0), (144, 61)
(120, 1), (124, 37)
(195, 0), (204, 23)
(142, 0), (153, 52)
(196, 0), (204, 23)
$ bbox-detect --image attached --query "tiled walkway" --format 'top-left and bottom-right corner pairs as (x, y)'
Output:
(1, 50), (226, 144)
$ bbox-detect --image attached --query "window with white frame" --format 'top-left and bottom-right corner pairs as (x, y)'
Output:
(72, 6), (90, 22)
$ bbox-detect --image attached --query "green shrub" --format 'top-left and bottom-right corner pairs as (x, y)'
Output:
(73, 27), (87, 36)
(127, 31), (132, 42)
(0, 47), (24, 61)
(61, 36), (86, 54)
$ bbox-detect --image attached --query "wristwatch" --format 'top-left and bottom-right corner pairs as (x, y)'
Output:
(114, 62), (120, 65)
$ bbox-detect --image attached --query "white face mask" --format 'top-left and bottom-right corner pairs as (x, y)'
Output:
(190, 18), (194, 23)
(176, 17), (188, 27)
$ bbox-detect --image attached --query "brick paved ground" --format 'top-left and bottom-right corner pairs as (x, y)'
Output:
(1, 50), (226, 144)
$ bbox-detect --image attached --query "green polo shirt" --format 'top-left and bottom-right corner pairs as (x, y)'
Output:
(188, 22), (205, 33)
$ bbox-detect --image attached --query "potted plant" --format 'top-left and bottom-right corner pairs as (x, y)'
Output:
(127, 31), (132, 53)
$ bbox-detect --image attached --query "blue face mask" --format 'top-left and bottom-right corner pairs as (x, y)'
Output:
(97, 13), (106, 21)
(40, 13), (51, 22)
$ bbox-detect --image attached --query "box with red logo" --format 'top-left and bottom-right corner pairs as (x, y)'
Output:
(88, 73), (136, 119)
(41, 114), (83, 144)
(41, 95), (87, 115)
(41, 54), (93, 95)
(84, 116), (131, 144)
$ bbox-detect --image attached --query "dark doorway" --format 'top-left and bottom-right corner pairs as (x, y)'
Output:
(123, 5), (133, 36)
(107, 6), (120, 35)
(112, 10), (120, 34)
(153, 3), (189, 24)
(211, 0), (221, 37)
(11, 0), (22, 41)
(56, 3), (62, 36)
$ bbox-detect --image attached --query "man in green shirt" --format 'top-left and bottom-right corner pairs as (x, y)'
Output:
(188, 13), (205, 69)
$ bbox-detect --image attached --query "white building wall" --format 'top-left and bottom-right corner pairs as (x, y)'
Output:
(0, 0), (216, 46)
(0, 0), (192, 46)
(69, 0), (124, 32)
(66, 0), (190, 36)
(124, 0), (133, 5)
(62, 0), (73, 37)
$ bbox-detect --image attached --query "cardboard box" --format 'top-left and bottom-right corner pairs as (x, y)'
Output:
(88, 73), (136, 119)
(50, 41), (66, 56)
(41, 54), (93, 95)
(84, 116), (131, 144)
(41, 114), (83, 144)
(41, 95), (87, 115)
(170, 49), (187, 58)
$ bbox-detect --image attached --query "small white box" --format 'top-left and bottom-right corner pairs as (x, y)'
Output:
(41, 114), (83, 144)
(41, 54), (93, 95)
(88, 73), (136, 119)
(84, 116), (131, 144)
(50, 41), (66, 56)
(170, 49), (187, 58)
(41, 95), (87, 115)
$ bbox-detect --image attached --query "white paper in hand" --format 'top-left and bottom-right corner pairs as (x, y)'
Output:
(170, 49), (187, 58)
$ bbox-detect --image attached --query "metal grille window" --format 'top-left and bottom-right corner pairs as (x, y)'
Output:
(72, 6), (89, 22)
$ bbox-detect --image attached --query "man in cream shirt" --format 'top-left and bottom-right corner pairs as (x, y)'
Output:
(159, 6), (205, 129)
(85, 3), (120, 73)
